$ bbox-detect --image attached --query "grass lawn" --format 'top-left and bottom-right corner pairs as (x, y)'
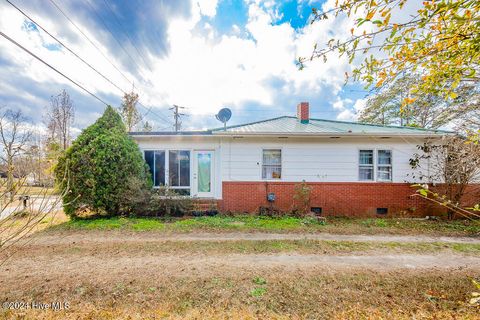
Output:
(3, 214), (480, 319)
(52, 215), (480, 236)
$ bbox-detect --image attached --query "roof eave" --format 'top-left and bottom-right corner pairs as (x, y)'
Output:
(211, 131), (451, 137)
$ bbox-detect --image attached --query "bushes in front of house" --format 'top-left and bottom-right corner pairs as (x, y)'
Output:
(120, 181), (194, 217)
(55, 106), (151, 218)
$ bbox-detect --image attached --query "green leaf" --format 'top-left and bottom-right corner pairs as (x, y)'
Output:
(418, 189), (428, 197)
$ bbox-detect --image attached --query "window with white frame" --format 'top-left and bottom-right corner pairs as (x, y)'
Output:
(359, 149), (392, 181)
(144, 150), (191, 195)
(377, 150), (392, 181)
(262, 149), (281, 179)
(359, 150), (374, 181)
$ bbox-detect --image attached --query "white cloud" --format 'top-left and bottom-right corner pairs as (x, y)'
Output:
(0, 0), (367, 129)
(141, 0), (356, 117)
(353, 98), (367, 114)
(332, 99), (344, 110)
(336, 109), (356, 121)
(196, 0), (219, 18)
(334, 97), (367, 121)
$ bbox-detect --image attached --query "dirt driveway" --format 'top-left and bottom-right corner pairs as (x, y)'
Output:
(31, 229), (480, 245)
(2, 230), (479, 278)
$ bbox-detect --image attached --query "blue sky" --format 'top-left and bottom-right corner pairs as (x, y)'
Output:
(0, 0), (369, 132)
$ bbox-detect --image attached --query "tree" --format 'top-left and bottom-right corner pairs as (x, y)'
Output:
(119, 91), (141, 132)
(45, 90), (75, 151)
(304, 0), (480, 100)
(142, 121), (153, 132)
(54, 106), (150, 217)
(0, 108), (32, 199)
(359, 75), (476, 128)
(454, 85), (480, 133)
(410, 136), (480, 219)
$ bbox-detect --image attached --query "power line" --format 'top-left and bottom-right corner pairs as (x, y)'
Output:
(169, 104), (187, 132)
(4, 0), (126, 94)
(0, 30), (109, 105)
(47, 0), (133, 86)
(48, 0), (173, 126)
(101, 0), (151, 68)
(4, 0), (172, 126)
(81, 0), (145, 74)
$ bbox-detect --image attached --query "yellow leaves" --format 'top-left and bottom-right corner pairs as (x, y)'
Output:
(384, 12), (391, 26)
(351, 28), (354, 35)
(403, 97), (417, 105)
(375, 70), (387, 87)
(366, 10), (376, 20)
(375, 78), (385, 87)
(449, 92), (458, 99)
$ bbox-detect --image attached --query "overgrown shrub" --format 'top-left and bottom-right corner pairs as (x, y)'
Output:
(55, 106), (150, 218)
(120, 181), (193, 217)
(291, 180), (312, 217)
(147, 187), (193, 217)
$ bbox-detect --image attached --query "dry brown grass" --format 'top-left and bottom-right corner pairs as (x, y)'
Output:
(1, 270), (479, 319)
(2, 214), (479, 319)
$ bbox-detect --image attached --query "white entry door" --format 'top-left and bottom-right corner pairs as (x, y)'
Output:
(193, 151), (214, 198)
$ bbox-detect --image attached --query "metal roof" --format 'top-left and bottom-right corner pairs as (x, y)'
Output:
(130, 116), (453, 137)
(210, 116), (452, 136)
(130, 130), (212, 136)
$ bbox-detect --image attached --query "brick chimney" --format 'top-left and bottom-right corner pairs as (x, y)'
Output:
(297, 102), (309, 124)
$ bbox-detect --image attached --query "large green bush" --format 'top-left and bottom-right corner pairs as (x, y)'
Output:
(55, 106), (150, 217)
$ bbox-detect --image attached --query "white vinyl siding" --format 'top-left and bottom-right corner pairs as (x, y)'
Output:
(134, 135), (430, 199)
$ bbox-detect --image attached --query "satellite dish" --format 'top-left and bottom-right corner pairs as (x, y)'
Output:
(215, 108), (232, 130)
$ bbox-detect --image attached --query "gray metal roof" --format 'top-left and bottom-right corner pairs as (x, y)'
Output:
(130, 116), (452, 137)
(130, 130), (211, 136)
(210, 116), (452, 136)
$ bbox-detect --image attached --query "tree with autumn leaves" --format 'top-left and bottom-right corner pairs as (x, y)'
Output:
(303, 0), (479, 101)
(303, 0), (480, 216)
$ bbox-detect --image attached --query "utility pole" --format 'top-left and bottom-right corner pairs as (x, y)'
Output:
(169, 105), (186, 132)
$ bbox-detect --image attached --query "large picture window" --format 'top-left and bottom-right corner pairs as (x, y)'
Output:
(144, 150), (190, 194)
(262, 149), (281, 179)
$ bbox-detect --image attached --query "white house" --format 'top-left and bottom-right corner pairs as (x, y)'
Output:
(131, 102), (449, 216)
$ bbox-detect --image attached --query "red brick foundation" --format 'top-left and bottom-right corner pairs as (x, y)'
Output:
(220, 182), (451, 217)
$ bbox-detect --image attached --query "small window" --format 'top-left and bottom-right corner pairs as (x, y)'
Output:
(377, 150), (392, 181)
(262, 149), (281, 179)
(359, 150), (374, 181)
